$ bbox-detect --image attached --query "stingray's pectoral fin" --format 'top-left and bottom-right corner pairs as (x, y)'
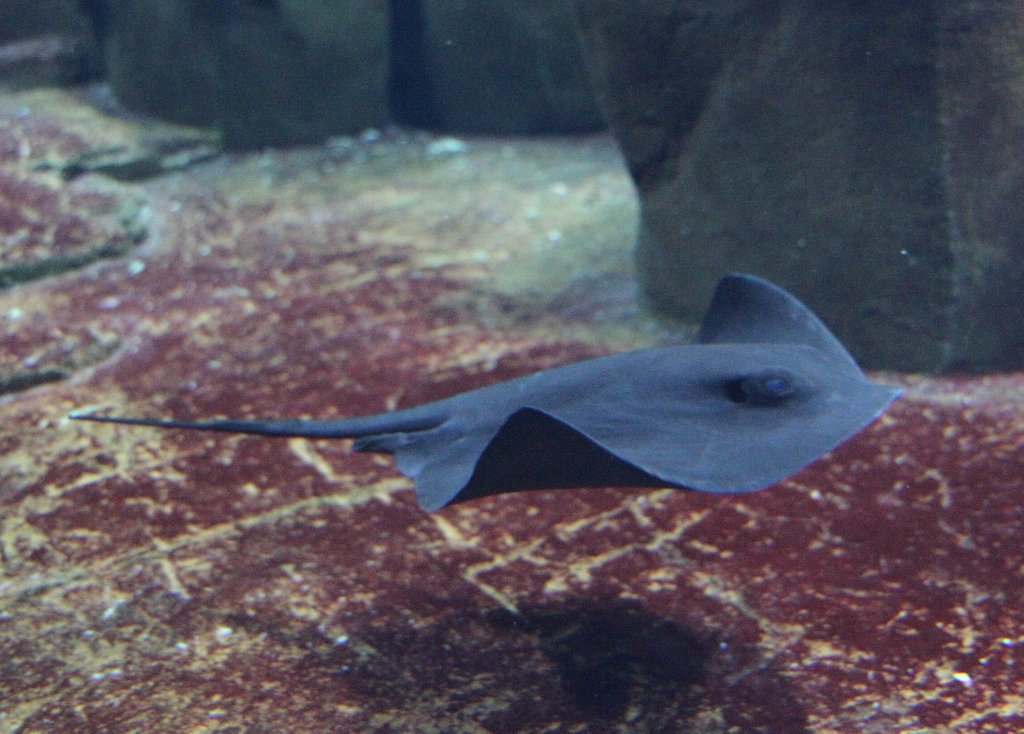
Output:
(354, 431), (446, 482)
(353, 433), (416, 453)
(351, 423), (482, 505)
(412, 409), (666, 511)
(414, 449), (489, 511)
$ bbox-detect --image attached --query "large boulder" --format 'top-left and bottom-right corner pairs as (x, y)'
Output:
(0, 0), (102, 85)
(105, 0), (390, 149)
(572, 1), (1024, 371)
(102, 1), (603, 147)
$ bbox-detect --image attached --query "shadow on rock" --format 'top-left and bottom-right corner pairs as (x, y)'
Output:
(325, 595), (809, 733)
(487, 600), (705, 721)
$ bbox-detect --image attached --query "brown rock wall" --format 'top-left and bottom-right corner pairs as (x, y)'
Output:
(572, 1), (1024, 371)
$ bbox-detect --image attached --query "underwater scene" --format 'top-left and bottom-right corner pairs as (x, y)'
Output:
(1, 3), (1022, 733)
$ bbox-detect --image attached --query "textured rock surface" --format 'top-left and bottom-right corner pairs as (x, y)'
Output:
(0, 86), (218, 296)
(571, 0), (1024, 372)
(0, 107), (148, 278)
(1, 90), (1023, 733)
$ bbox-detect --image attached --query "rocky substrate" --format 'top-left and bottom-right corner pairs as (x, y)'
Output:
(1, 89), (1022, 734)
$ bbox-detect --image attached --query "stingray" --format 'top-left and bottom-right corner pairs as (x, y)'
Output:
(71, 274), (900, 511)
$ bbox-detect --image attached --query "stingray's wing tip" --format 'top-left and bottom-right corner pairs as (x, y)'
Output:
(412, 466), (473, 512)
(417, 495), (449, 513)
(414, 471), (465, 511)
(871, 382), (903, 413)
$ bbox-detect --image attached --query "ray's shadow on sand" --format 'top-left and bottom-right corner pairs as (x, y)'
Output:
(267, 595), (810, 733)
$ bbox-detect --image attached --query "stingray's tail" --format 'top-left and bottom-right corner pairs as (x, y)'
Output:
(69, 408), (447, 440)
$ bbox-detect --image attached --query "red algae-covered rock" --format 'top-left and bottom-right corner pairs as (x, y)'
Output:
(0, 168), (143, 277)
(1, 95), (1023, 733)
(0, 91), (220, 396)
(0, 107), (91, 164)
(0, 103), (148, 395)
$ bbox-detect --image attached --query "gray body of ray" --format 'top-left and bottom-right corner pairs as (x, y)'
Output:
(71, 274), (900, 511)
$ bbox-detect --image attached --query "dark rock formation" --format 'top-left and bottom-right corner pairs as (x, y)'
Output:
(99, 1), (602, 147)
(105, 0), (391, 149)
(414, 0), (603, 133)
(0, 0), (102, 85)
(571, 1), (1024, 371)
(0, 0), (88, 43)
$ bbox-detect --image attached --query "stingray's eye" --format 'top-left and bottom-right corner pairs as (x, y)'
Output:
(724, 370), (799, 406)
